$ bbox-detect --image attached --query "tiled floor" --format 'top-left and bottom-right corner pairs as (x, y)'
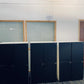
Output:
(37, 70), (84, 84)
(39, 80), (84, 84)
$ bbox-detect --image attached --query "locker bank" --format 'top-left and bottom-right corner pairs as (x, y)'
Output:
(0, 41), (83, 84)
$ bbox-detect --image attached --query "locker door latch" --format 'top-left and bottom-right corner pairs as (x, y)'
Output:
(54, 62), (57, 64)
(69, 61), (72, 64)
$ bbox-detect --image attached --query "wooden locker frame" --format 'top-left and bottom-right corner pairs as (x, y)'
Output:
(0, 20), (25, 41)
(25, 20), (56, 41)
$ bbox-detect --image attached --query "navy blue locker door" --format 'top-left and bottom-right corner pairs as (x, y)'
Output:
(72, 62), (83, 80)
(71, 42), (83, 80)
(31, 43), (45, 83)
(59, 43), (72, 81)
(12, 44), (28, 84)
(59, 62), (71, 81)
(59, 43), (71, 61)
(0, 44), (13, 84)
(43, 43), (57, 82)
(72, 42), (83, 62)
(31, 43), (57, 83)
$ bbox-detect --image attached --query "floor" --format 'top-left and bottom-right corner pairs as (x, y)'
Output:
(37, 69), (84, 84)
(39, 78), (84, 84)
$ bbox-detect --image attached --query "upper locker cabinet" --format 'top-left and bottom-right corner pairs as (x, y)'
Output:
(71, 42), (83, 80)
(31, 43), (57, 83)
(59, 42), (72, 81)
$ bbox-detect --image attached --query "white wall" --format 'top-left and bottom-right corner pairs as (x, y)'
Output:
(57, 20), (79, 41)
(0, 0), (84, 41)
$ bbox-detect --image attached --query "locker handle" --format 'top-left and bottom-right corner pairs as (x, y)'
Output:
(41, 63), (45, 66)
(54, 62), (57, 64)
(69, 61), (72, 64)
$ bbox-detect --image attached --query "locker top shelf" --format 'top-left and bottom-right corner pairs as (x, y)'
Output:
(30, 41), (83, 43)
(0, 42), (28, 44)
(58, 41), (83, 43)
(30, 41), (57, 43)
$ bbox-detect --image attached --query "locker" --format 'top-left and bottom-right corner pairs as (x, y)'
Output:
(59, 42), (83, 81)
(71, 42), (83, 80)
(59, 43), (72, 81)
(43, 43), (57, 82)
(31, 43), (45, 83)
(12, 44), (28, 84)
(31, 43), (57, 83)
(0, 43), (28, 84)
(0, 44), (13, 84)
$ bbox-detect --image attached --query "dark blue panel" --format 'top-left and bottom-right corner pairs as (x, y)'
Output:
(43, 43), (57, 82)
(44, 43), (57, 63)
(12, 44), (28, 66)
(31, 43), (45, 83)
(0, 44), (13, 65)
(59, 43), (71, 62)
(44, 64), (57, 82)
(0, 67), (11, 84)
(0, 44), (14, 84)
(11, 66), (28, 84)
(72, 62), (83, 80)
(12, 44), (28, 84)
(72, 42), (83, 62)
(0, 44), (28, 84)
(31, 43), (57, 83)
(59, 62), (71, 81)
